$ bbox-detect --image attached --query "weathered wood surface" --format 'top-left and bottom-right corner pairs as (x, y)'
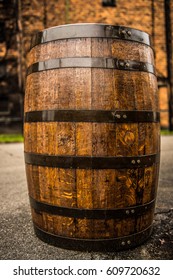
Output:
(24, 26), (160, 243)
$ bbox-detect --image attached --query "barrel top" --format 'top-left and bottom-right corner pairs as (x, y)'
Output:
(30, 23), (152, 51)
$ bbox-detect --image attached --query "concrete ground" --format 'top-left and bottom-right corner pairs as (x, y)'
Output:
(0, 136), (173, 260)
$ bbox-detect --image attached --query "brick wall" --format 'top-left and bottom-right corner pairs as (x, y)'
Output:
(21, 0), (167, 75)
(16, 1), (173, 127)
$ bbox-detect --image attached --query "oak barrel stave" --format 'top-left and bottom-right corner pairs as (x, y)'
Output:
(24, 24), (160, 251)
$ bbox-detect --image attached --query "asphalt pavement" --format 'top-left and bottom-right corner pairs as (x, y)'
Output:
(0, 136), (173, 260)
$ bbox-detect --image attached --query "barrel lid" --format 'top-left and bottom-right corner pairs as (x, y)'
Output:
(29, 23), (152, 51)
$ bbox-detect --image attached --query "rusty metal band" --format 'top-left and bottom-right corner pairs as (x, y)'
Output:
(30, 24), (151, 50)
(25, 153), (160, 169)
(27, 57), (155, 76)
(25, 110), (160, 123)
(33, 223), (153, 251)
(30, 196), (155, 220)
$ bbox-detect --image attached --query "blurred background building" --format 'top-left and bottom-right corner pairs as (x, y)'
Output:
(0, 0), (173, 130)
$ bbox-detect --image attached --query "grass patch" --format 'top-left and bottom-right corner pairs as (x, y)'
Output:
(0, 134), (24, 143)
(161, 130), (173, 135)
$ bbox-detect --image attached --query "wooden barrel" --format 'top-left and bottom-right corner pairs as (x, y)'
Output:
(24, 23), (160, 251)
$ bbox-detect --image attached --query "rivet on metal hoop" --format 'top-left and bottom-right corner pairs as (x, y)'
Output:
(121, 29), (126, 35)
(123, 114), (127, 119)
(126, 210), (130, 215)
(107, 25), (112, 30)
(131, 160), (136, 164)
(131, 209), (135, 214)
(127, 240), (131, 245)
(121, 241), (126, 246)
(125, 62), (130, 68)
(127, 30), (132, 36)
(115, 114), (121, 119)
(137, 159), (141, 164)
(119, 61), (125, 67)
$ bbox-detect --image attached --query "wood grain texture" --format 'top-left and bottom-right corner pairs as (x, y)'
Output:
(31, 207), (154, 239)
(24, 25), (160, 244)
(27, 39), (154, 67)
